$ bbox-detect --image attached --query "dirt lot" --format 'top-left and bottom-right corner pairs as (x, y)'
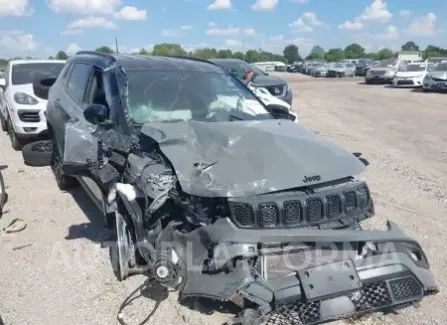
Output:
(1, 73), (446, 325)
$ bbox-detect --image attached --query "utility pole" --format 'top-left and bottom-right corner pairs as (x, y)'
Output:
(115, 37), (119, 54)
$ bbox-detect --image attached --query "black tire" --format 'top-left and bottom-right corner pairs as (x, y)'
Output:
(113, 212), (131, 281)
(0, 114), (6, 132)
(22, 140), (53, 166)
(7, 117), (22, 151)
(33, 74), (57, 100)
(51, 136), (78, 190)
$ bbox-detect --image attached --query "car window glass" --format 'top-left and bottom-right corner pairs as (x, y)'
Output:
(85, 69), (108, 108)
(66, 63), (93, 105)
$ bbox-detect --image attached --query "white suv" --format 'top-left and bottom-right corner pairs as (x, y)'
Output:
(0, 60), (66, 150)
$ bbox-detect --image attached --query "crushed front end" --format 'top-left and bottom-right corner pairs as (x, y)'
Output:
(156, 219), (438, 325)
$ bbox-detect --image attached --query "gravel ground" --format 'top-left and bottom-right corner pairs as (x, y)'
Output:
(0, 73), (446, 325)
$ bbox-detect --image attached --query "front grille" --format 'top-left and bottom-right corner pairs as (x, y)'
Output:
(266, 85), (285, 96)
(370, 70), (386, 76)
(283, 201), (302, 226)
(18, 110), (40, 122)
(231, 203), (254, 227)
(432, 77), (447, 82)
(267, 278), (422, 325)
(397, 80), (414, 85)
(258, 203), (279, 227)
(229, 182), (373, 230)
(389, 277), (422, 302)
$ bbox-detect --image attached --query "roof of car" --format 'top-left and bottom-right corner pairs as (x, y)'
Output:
(73, 51), (223, 73)
(8, 59), (66, 65)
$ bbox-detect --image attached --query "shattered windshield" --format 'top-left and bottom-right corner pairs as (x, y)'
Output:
(117, 68), (274, 124)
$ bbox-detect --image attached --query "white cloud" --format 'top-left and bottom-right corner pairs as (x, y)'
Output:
(113, 6), (147, 20)
(66, 43), (81, 54)
(208, 22), (217, 27)
(292, 0), (310, 3)
(161, 29), (182, 37)
(289, 18), (313, 32)
(66, 16), (117, 31)
(289, 13), (321, 32)
(399, 10), (411, 16)
(46, 0), (121, 14)
(261, 34), (314, 55)
(302, 12), (321, 26)
(207, 0), (231, 10)
(251, 0), (278, 11)
(360, 0), (392, 22)
(379, 25), (399, 40)
(206, 26), (240, 36)
(407, 13), (437, 37)
(224, 39), (243, 49)
(61, 29), (83, 35)
(338, 19), (364, 30)
(243, 28), (256, 36)
(181, 25), (193, 30)
(0, 30), (38, 52)
(0, 0), (32, 16)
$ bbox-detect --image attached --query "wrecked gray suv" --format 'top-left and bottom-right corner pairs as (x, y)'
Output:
(42, 52), (437, 325)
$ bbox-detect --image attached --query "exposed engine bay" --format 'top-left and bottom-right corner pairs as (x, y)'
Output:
(60, 119), (439, 325)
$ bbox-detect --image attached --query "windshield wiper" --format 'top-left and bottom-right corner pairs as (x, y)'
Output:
(229, 114), (244, 121)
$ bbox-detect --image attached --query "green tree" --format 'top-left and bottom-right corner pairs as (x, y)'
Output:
(55, 51), (68, 60)
(283, 44), (300, 64)
(48, 56), (54, 60)
(217, 49), (233, 59)
(344, 43), (365, 59)
(244, 49), (260, 63)
(95, 46), (114, 54)
(401, 41), (420, 51)
(324, 48), (345, 62)
(152, 43), (186, 56)
(233, 51), (244, 60)
(193, 48), (218, 59)
(376, 48), (394, 60)
(423, 45), (447, 59)
(138, 48), (150, 55)
(306, 45), (325, 60)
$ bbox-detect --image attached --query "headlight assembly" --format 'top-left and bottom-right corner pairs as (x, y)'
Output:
(14, 92), (38, 105)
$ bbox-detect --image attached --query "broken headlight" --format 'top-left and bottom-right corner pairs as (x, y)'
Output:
(183, 195), (229, 226)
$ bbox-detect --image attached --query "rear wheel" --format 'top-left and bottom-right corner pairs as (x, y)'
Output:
(0, 114), (7, 132)
(7, 117), (22, 151)
(51, 135), (78, 190)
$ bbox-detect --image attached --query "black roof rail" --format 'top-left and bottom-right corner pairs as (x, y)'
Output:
(75, 51), (115, 60)
(158, 55), (220, 67)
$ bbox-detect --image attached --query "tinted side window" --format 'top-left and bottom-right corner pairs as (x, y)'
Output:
(66, 63), (93, 105)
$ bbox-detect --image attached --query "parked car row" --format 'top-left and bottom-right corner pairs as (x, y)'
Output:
(287, 57), (447, 93)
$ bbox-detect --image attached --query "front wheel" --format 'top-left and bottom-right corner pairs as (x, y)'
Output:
(51, 136), (78, 190)
(7, 117), (22, 151)
(112, 212), (136, 281)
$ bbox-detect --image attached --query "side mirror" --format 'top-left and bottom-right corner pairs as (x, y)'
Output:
(266, 104), (294, 121)
(83, 104), (111, 126)
(0, 78), (5, 90)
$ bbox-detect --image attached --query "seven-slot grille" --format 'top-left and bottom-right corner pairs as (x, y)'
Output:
(18, 110), (40, 122)
(229, 183), (372, 229)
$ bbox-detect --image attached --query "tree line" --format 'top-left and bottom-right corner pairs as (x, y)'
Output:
(1, 41), (446, 67)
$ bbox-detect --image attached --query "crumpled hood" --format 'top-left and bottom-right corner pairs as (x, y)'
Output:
(252, 75), (286, 87)
(140, 120), (365, 197)
(429, 71), (447, 80)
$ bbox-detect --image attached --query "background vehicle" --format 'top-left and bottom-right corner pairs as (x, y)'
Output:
(365, 59), (407, 84)
(0, 60), (66, 150)
(392, 62), (435, 88)
(327, 63), (356, 77)
(422, 61), (447, 92)
(311, 63), (329, 77)
(426, 57), (447, 66)
(210, 58), (293, 104)
(355, 59), (375, 76)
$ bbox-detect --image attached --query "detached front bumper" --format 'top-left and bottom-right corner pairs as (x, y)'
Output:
(163, 218), (438, 325)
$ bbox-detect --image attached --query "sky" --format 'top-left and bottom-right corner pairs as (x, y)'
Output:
(0, 0), (446, 58)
